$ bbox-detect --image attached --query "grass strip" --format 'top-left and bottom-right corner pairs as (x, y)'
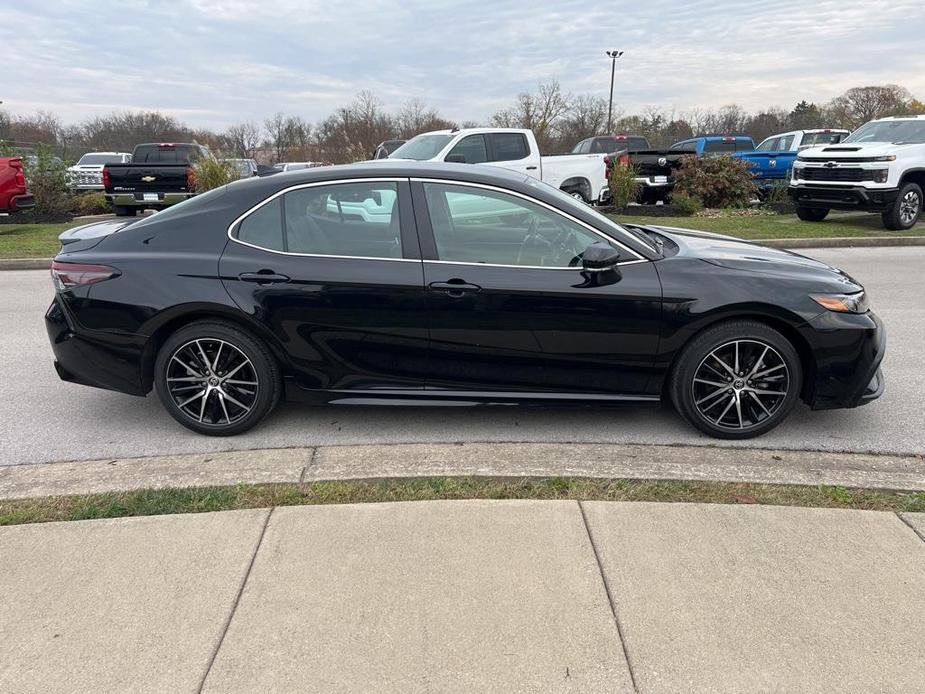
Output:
(2, 477), (924, 526)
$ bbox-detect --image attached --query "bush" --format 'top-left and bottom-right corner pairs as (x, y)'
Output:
(673, 155), (757, 209)
(22, 146), (72, 218)
(190, 157), (237, 192)
(69, 191), (110, 216)
(670, 192), (704, 216)
(607, 159), (639, 209)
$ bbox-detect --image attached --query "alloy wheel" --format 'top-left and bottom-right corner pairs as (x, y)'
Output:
(691, 339), (790, 431)
(900, 191), (921, 226)
(165, 338), (259, 426)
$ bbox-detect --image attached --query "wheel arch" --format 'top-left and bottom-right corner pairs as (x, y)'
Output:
(899, 168), (925, 190)
(661, 307), (817, 403)
(558, 177), (592, 201)
(139, 303), (290, 393)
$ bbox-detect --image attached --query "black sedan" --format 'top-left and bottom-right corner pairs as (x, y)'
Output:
(46, 162), (885, 439)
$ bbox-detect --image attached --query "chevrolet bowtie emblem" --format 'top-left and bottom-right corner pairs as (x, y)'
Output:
(141, 175), (156, 182)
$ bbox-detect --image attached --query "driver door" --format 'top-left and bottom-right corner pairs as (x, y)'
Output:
(412, 180), (663, 395)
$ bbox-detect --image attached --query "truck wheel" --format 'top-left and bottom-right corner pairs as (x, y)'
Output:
(796, 206), (828, 222)
(114, 206), (137, 217)
(882, 183), (922, 231)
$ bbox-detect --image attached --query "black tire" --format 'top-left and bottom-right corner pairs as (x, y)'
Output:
(669, 320), (802, 440)
(113, 205), (137, 217)
(567, 189), (588, 204)
(154, 321), (281, 436)
(882, 182), (922, 231)
(639, 189), (660, 205)
(796, 206), (828, 222)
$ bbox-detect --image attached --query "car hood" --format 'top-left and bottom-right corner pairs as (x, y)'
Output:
(798, 142), (919, 160)
(649, 225), (863, 291)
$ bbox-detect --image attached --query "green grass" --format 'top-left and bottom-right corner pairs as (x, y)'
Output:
(611, 211), (925, 240)
(1, 477), (924, 526)
(0, 222), (79, 259)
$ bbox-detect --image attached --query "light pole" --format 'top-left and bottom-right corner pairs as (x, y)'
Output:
(606, 50), (623, 133)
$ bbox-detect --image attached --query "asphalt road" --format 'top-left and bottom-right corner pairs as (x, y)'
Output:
(2, 247), (923, 465)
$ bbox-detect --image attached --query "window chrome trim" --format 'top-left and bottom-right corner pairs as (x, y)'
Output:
(423, 259), (648, 271)
(226, 177), (417, 262)
(410, 177), (647, 263)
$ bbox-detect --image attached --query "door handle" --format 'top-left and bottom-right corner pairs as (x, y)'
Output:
(526, 166), (538, 170)
(428, 280), (481, 298)
(239, 271), (291, 284)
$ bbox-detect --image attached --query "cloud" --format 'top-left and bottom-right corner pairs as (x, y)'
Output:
(6, 0), (924, 130)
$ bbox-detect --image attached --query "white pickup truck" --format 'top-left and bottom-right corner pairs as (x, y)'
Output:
(386, 128), (610, 204)
(790, 116), (925, 230)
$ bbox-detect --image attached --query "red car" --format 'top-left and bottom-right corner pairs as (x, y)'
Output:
(0, 157), (35, 213)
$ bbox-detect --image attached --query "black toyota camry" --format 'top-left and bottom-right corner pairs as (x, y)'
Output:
(46, 162), (884, 439)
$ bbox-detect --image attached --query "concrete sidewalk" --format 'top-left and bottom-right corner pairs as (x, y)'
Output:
(2, 502), (924, 693)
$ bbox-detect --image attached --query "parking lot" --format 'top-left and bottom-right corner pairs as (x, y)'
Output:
(2, 246), (922, 466)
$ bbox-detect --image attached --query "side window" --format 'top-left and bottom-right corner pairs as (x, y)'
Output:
(778, 135), (795, 150)
(735, 140), (754, 152)
(571, 140), (587, 154)
(423, 182), (609, 268)
(489, 133), (529, 161)
(756, 137), (780, 152)
(237, 197), (284, 251)
(590, 138), (613, 153)
(446, 135), (488, 164)
(235, 182), (401, 258)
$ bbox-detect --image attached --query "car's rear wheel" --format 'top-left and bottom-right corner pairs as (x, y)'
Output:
(154, 321), (281, 436)
(796, 206), (828, 222)
(670, 321), (802, 439)
(882, 182), (922, 231)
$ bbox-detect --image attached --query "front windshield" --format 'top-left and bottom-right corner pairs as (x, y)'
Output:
(523, 177), (658, 253)
(844, 120), (925, 145)
(389, 134), (454, 160)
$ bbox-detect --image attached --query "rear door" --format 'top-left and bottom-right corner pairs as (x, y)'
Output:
(411, 179), (662, 396)
(486, 132), (538, 177)
(219, 178), (429, 393)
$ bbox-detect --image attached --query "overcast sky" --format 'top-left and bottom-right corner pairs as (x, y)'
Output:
(5, 0), (923, 129)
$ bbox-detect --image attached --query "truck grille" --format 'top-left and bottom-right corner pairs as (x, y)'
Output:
(72, 172), (103, 186)
(799, 167), (875, 183)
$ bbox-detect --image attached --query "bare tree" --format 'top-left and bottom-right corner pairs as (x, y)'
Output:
(395, 98), (454, 139)
(491, 81), (572, 152)
(827, 85), (912, 128)
(225, 121), (263, 159)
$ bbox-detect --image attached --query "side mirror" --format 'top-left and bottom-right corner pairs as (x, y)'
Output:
(445, 154), (467, 164)
(579, 242), (623, 286)
(582, 242), (622, 272)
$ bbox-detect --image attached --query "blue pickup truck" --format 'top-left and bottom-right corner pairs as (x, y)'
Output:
(669, 135), (756, 156)
(732, 129), (850, 186)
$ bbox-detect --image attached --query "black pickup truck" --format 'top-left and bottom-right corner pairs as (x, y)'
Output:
(103, 143), (211, 216)
(625, 146), (694, 204)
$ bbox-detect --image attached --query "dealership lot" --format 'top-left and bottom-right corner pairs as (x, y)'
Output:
(2, 246), (922, 466)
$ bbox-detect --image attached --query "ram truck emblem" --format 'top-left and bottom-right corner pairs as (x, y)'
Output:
(141, 175), (156, 182)
(658, 157), (668, 167)
(769, 159), (777, 168)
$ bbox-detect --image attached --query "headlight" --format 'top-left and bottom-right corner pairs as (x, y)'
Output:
(810, 291), (869, 314)
(870, 155), (896, 162)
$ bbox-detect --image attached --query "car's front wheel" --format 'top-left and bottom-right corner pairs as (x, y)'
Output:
(882, 182), (922, 231)
(670, 321), (802, 439)
(154, 321), (281, 436)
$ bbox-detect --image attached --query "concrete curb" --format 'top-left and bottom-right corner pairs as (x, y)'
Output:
(0, 257), (53, 271)
(1, 442), (923, 501)
(761, 236), (925, 249)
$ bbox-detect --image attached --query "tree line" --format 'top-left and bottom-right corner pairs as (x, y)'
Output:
(2, 83), (922, 165)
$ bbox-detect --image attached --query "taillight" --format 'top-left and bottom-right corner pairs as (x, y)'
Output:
(50, 261), (120, 291)
(102, 167), (111, 188)
(186, 166), (196, 191)
(618, 153), (630, 167)
(10, 158), (25, 187)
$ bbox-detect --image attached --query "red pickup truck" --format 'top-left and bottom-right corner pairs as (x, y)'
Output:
(0, 157), (34, 213)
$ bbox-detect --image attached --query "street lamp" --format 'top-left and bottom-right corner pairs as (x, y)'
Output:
(605, 50), (624, 133)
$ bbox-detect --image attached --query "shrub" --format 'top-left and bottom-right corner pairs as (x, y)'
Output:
(190, 157), (238, 192)
(673, 155), (757, 209)
(69, 191), (110, 216)
(670, 192), (704, 216)
(607, 159), (639, 209)
(22, 146), (72, 218)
